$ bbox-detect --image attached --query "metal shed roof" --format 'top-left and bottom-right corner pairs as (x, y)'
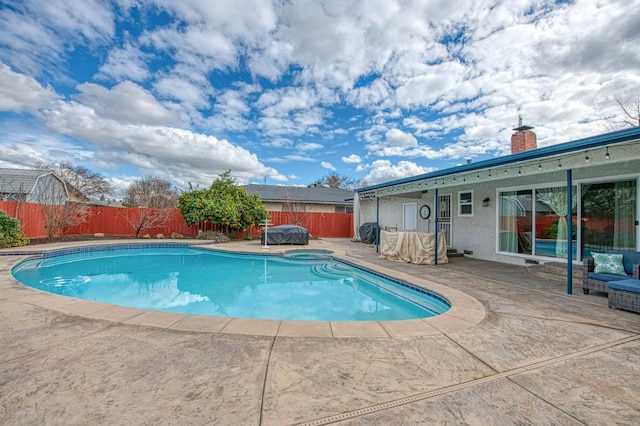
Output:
(0, 168), (52, 194)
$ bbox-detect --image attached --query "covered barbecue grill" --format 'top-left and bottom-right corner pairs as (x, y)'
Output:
(261, 225), (309, 245)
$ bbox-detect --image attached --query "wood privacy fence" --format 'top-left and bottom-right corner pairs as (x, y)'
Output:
(0, 201), (354, 240)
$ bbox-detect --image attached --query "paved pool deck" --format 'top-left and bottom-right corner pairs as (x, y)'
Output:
(1, 238), (638, 425)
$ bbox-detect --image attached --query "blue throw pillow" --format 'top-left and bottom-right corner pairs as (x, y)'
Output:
(592, 253), (627, 276)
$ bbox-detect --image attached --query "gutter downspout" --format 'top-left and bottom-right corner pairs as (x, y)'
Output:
(567, 169), (573, 295)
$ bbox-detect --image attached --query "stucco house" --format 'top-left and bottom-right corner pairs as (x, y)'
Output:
(243, 184), (354, 213)
(355, 125), (640, 291)
(0, 168), (88, 205)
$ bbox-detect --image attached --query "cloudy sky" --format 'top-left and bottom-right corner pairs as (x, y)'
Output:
(1, 0), (638, 196)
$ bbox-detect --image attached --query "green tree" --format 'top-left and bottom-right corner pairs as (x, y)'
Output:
(0, 210), (29, 248)
(178, 171), (269, 235)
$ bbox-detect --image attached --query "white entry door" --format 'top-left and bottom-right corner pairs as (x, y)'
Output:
(437, 194), (452, 247)
(403, 202), (417, 230)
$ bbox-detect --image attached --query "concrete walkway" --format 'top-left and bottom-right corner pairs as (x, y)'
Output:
(1, 238), (638, 425)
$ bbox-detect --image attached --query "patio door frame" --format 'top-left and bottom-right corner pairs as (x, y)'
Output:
(438, 193), (452, 247)
(403, 202), (417, 231)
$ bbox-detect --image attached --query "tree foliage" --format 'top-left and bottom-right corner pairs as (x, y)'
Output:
(122, 208), (173, 238)
(44, 161), (113, 199)
(178, 171), (268, 235)
(607, 95), (640, 130)
(0, 210), (29, 248)
(31, 174), (88, 240)
(122, 176), (179, 208)
(121, 176), (179, 237)
(309, 172), (360, 189)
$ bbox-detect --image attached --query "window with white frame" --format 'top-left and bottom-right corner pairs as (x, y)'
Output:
(458, 190), (473, 216)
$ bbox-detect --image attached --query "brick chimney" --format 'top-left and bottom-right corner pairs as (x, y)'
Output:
(511, 115), (536, 154)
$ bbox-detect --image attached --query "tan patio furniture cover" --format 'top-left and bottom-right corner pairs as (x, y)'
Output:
(379, 230), (449, 265)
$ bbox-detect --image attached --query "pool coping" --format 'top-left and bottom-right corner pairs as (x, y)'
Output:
(1, 239), (486, 338)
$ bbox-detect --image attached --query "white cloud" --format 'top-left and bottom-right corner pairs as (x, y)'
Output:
(73, 81), (184, 127)
(0, 142), (49, 168)
(0, 63), (59, 111)
(320, 161), (335, 171)
(282, 154), (315, 162)
(342, 154), (361, 164)
(297, 142), (323, 152)
(359, 160), (437, 186)
(40, 99), (285, 187)
(97, 42), (150, 82)
(385, 128), (418, 147)
(0, 0), (114, 76)
(1, 0), (639, 188)
(154, 76), (212, 110)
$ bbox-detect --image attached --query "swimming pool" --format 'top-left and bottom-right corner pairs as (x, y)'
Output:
(11, 244), (450, 321)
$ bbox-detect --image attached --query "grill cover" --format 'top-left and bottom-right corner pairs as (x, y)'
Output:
(261, 225), (309, 245)
(358, 222), (379, 244)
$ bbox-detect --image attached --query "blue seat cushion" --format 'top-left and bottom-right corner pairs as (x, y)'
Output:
(606, 250), (640, 276)
(588, 272), (630, 282)
(607, 279), (640, 293)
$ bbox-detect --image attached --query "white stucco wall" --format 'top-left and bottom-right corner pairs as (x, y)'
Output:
(358, 152), (640, 266)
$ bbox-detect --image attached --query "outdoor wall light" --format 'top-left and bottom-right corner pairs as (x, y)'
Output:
(605, 147), (610, 160)
(482, 197), (490, 207)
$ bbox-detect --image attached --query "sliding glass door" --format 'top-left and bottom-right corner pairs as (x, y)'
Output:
(581, 180), (637, 258)
(499, 179), (637, 260)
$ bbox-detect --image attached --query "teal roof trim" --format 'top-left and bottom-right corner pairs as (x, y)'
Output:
(357, 127), (640, 193)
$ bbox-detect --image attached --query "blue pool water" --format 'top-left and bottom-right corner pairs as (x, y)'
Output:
(11, 245), (450, 321)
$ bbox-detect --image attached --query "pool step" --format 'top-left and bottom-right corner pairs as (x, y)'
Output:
(312, 264), (350, 279)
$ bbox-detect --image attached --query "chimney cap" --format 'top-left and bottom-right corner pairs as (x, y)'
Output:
(513, 114), (534, 132)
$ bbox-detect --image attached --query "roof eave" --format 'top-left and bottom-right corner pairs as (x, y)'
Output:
(356, 127), (640, 193)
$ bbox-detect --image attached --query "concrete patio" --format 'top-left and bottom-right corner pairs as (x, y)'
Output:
(1, 238), (638, 425)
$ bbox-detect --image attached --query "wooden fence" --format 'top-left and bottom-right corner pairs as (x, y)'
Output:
(0, 201), (354, 240)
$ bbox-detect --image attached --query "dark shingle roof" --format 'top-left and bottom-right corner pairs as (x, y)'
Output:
(243, 185), (353, 205)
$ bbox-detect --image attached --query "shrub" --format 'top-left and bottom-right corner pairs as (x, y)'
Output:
(195, 231), (230, 243)
(0, 210), (30, 248)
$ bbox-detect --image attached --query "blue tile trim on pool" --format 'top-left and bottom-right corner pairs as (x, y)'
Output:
(6, 242), (451, 312)
(335, 257), (451, 308)
(39, 242), (192, 258)
(0, 242), (198, 257)
(205, 246), (451, 308)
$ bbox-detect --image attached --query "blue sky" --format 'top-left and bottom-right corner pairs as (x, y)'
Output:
(1, 0), (638, 197)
